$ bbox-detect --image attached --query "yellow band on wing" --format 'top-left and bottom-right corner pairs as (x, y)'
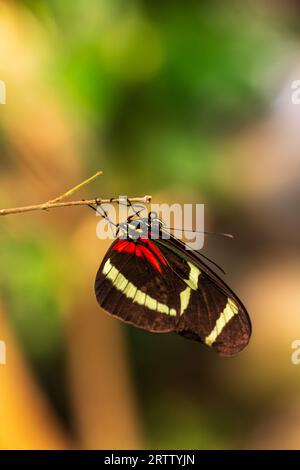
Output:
(205, 298), (239, 346)
(179, 262), (201, 315)
(103, 259), (176, 316)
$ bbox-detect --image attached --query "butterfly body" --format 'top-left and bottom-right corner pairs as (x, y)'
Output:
(95, 216), (251, 356)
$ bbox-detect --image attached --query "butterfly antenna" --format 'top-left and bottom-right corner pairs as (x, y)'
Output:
(160, 226), (227, 276)
(164, 227), (234, 239)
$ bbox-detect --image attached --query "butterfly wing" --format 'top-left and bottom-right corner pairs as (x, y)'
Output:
(156, 236), (251, 356)
(95, 238), (185, 333)
(95, 232), (251, 355)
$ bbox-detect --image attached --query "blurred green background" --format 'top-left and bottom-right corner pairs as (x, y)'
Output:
(1, 0), (300, 449)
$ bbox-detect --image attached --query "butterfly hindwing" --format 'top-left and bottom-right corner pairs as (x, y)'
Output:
(157, 238), (251, 356)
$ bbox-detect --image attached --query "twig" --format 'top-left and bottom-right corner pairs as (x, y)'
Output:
(0, 197), (152, 216)
(0, 171), (152, 216)
(47, 170), (103, 204)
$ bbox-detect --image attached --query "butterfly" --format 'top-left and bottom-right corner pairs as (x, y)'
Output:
(94, 209), (251, 356)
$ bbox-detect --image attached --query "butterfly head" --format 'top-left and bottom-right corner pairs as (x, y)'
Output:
(117, 211), (163, 241)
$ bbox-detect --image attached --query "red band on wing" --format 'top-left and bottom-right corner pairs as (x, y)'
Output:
(113, 239), (166, 272)
(113, 240), (135, 253)
(136, 245), (162, 272)
(140, 239), (167, 266)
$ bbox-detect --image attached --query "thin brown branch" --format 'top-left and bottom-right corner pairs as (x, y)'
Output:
(0, 170), (151, 216)
(0, 196), (152, 217)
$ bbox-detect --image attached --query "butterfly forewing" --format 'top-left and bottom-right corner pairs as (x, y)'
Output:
(95, 238), (184, 333)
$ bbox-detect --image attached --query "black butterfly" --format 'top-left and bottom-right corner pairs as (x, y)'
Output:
(94, 210), (251, 356)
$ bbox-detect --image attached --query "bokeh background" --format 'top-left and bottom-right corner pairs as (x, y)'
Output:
(1, 0), (300, 449)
